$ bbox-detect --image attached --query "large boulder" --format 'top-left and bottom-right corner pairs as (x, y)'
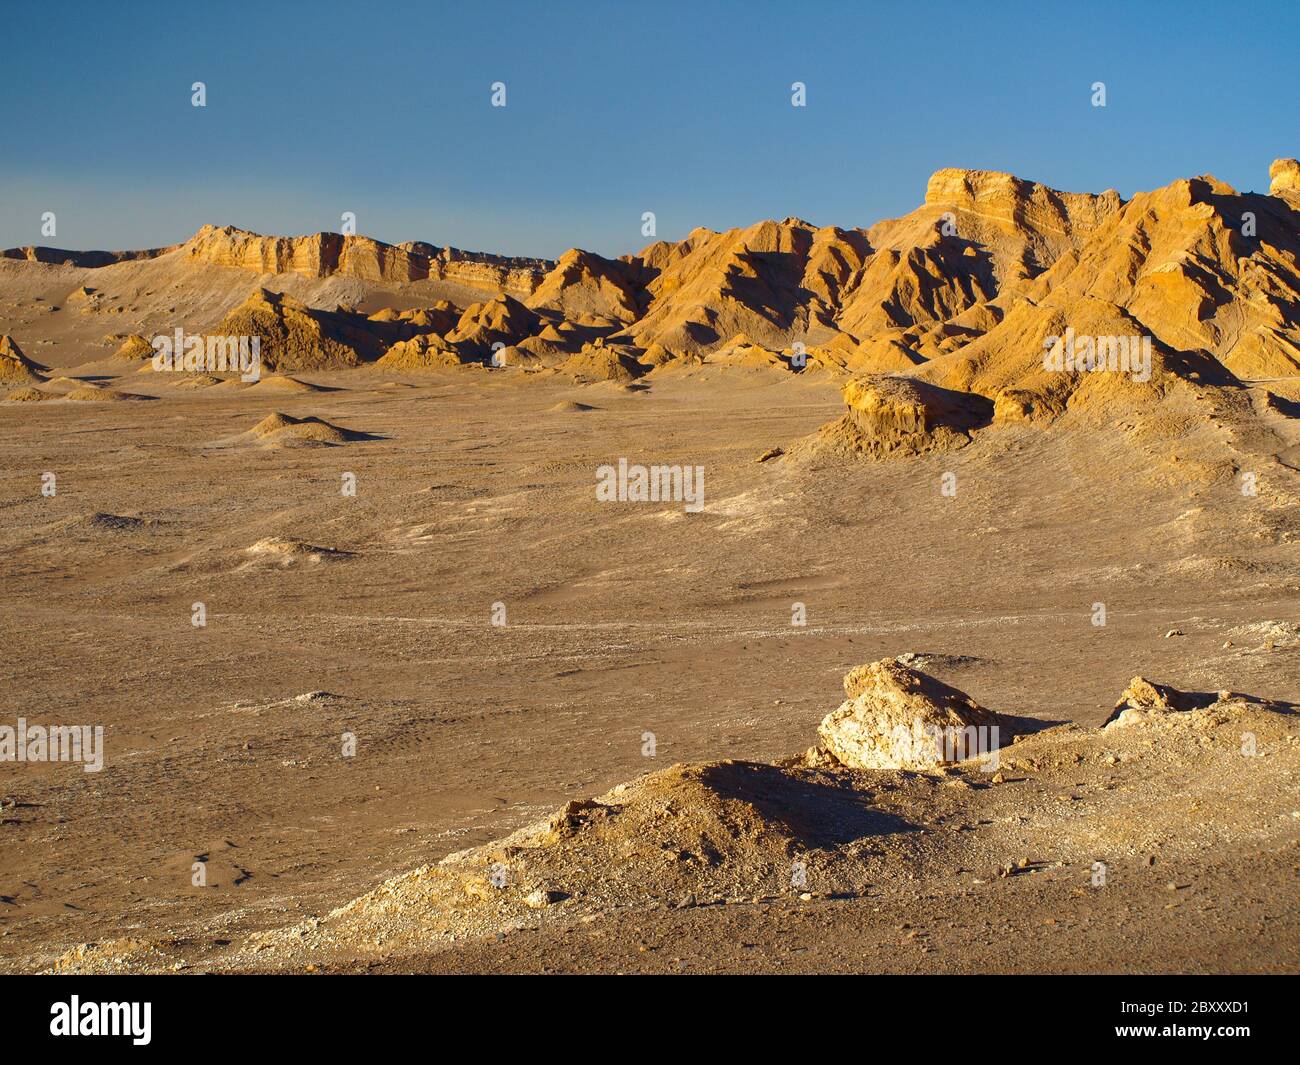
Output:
(799, 375), (993, 459)
(816, 658), (1003, 770)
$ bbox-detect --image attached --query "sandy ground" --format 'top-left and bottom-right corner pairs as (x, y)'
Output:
(0, 364), (1296, 973)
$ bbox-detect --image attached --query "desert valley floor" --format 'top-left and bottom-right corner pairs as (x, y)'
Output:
(0, 364), (1296, 973)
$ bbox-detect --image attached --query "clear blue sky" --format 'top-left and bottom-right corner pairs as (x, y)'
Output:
(1, 0), (1295, 258)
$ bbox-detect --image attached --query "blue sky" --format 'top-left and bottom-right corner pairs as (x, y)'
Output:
(1, 0), (1295, 258)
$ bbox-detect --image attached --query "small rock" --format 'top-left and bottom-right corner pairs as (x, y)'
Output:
(524, 889), (564, 909)
(1164, 629), (1184, 638)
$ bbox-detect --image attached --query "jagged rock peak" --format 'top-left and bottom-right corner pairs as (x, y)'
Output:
(1270, 157), (1300, 198)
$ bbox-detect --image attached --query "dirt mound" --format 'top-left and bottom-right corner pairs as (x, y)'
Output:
(707, 334), (792, 370)
(247, 411), (372, 446)
(813, 659), (1009, 770)
(515, 333), (579, 364)
(2, 386), (51, 402)
(548, 400), (597, 413)
(242, 537), (353, 566)
(638, 341), (680, 367)
(244, 374), (326, 394)
(43, 375), (92, 390)
(558, 344), (648, 383)
(168, 373), (226, 389)
(63, 385), (141, 402)
(114, 333), (154, 360)
(241, 760), (886, 959)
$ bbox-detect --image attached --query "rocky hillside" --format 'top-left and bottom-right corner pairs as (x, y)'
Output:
(3, 159), (1298, 407)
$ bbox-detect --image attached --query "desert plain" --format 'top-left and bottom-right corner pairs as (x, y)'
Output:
(0, 159), (1297, 974)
